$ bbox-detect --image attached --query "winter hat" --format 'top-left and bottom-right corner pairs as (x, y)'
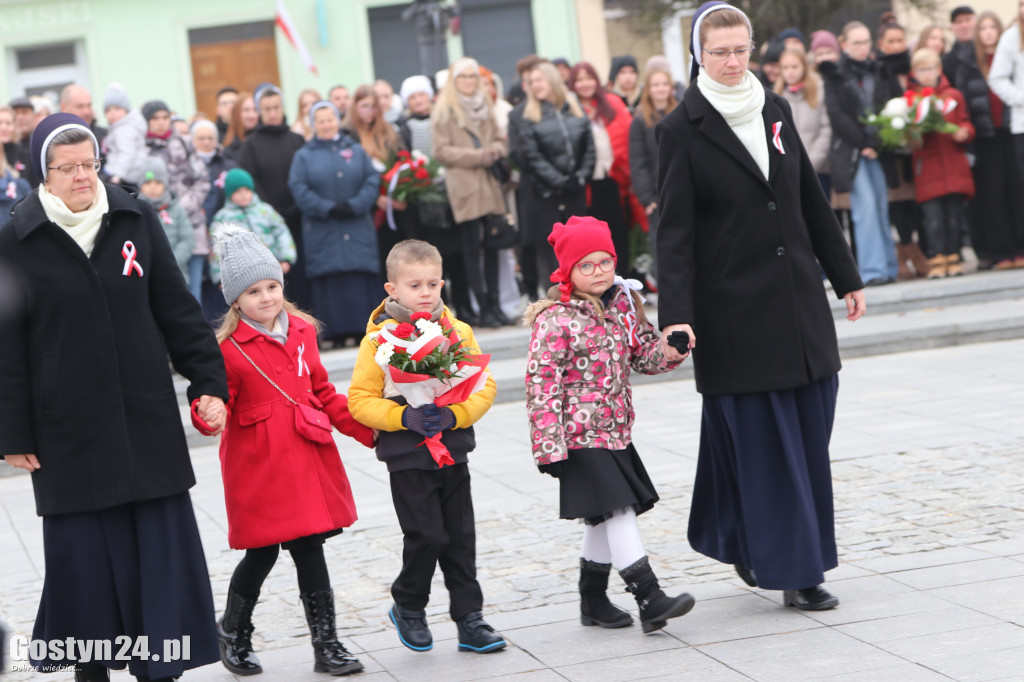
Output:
(137, 155), (169, 187)
(950, 5), (975, 22)
(400, 75), (434, 105)
(253, 82), (282, 110)
(308, 100), (340, 128)
(213, 223), (283, 305)
(103, 82), (131, 112)
(645, 55), (673, 76)
(762, 39), (785, 65)
(608, 55), (639, 84)
(777, 27), (808, 48)
(810, 30), (840, 56)
(224, 168), (255, 201)
(189, 118), (217, 136)
(434, 68), (450, 92)
(547, 216), (617, 302)
(689, 2), (753, 82)
(30, 113), (100, 182)
(141, 100), (169, 121)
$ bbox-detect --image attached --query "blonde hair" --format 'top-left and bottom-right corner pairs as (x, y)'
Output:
(432, 57), (494, 128)
(911, 47), (942, 69)
(294, 87), (323, 138)
(341, 84), (400, 162)
(637, 67), (678, 127)
(975, 11), (1004, 78)
(215, 299), (321, 343)
(524, 62), (583, 123)
(386, 239), (443, 282)
(773, 48), (822, 109)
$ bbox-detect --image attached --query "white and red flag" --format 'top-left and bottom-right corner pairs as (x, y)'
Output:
(275, 0), (318, 75)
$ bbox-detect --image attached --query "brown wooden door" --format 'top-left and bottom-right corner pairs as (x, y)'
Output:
(190, 36), (279, 119)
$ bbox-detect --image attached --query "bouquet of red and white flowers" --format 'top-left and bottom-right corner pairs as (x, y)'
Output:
(381, 149), (446, 230)
(863, 88), (960, 151)
(374, 311), (491, 467)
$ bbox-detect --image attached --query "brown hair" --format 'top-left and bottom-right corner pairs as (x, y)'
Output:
(638, 67), (678, 127)
(840, 20), (870, 42)
(223, 91), (253, 148)
(386, 239), (443, 282)
(773, 48), (821, 109)
(974, 11), (1004, 78)
(342, 85), (400, 163)
(516, 54), (543, 76)
(698, 7), (753, 46)
(916, 25), (946, 55)
(216, 299), (321, 344)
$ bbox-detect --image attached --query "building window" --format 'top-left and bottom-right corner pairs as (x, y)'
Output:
(8, 41), (87, 99)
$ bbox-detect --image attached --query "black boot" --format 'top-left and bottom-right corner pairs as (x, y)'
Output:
(218, 589), (262, 676)
(620, 556), (695, 633)
(579, 559), (633, 628)
(476, 303), (502, 328)
(487, 291), (513, 326)
(455, 611), (506, 653)
(300, 589), (364, 675)
(783, 585), (839, 611)
(75, 662), (110, 682)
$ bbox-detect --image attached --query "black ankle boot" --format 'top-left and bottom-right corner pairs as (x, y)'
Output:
(300, 589), (364, 675)
(783, 585), (839, 611)
(218, 589), (262, 676)
(455, 611), (506, 653)
(620, 556), (696, 633)
(476, 305), (502, 328)
(579, 558), (633, 628)
(487, 291), (513, 326)
(75, 662), (110, 682)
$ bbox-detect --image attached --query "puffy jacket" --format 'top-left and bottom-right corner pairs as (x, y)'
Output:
(525, 285), (678, 465)
(210, 195), (296, 283)
(287, 132), (380, 278)
(102, 109), (146, 180)
(0, 171), (31, 218)
(912, 77), (976, 203)
(139, 190), (194, 276)
(988, 23), (1024, 134)
(348, 301), (496, 472)
(629, 112), (660, 207)
(133, 134), (210, 232)
(946, 40), (999, 138)
(517, 100), (596, 197)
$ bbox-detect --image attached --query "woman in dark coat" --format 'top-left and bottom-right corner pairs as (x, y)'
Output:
(517, 61), (595, 295)
(0, 114), (228, 681)
(656, 2), (865, 610)
(288, 101), (381, 346)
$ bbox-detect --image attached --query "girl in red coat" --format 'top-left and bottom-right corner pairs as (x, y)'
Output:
(193, 224), (375, 677)
(909, 48), (976, 277)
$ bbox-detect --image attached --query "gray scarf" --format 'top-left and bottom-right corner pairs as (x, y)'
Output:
(458, 91), (490, 125)
(241, 309), (289, 345)
(384, 297), (444, 324)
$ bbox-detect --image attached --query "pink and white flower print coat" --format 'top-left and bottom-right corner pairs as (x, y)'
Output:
(525, 286), (680, 465)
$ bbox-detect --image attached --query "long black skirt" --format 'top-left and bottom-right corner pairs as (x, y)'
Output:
(688, 375), (839, 591)
(559, 444), (659, 526)
(309, 270), (381, 339)
(31, 492), (219, 678)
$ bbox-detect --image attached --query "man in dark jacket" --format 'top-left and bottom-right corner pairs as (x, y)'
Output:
(943, 6), (977, 74)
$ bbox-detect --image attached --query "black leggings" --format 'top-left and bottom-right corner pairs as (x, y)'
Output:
(229, 543), (331, 597)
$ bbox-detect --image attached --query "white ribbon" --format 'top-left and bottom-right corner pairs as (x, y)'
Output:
(297, 342), (310, 377)
(385, 162), (412, 231)
(614, 275), (645, 347)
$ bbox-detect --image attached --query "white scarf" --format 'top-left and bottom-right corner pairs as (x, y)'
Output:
(697, 67), (769, 179)
(39, 181), (110, 256)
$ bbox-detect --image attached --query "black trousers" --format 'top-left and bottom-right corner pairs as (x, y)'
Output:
(389, 463), (482, 620)
(588, 177), (630, 271)
(971, 131), (1024, 260)
(920, 193), (966, 257)
(889, 199), (922, 247)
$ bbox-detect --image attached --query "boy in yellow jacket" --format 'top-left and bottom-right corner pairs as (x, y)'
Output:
(348, 239), (504, 655)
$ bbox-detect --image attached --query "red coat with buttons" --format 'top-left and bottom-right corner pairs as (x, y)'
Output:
(912, 77), (976, 204)
(193, 314), (374, 549)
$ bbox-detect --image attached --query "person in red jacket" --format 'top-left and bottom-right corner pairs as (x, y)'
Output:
(568, 61), (639, 271)
(193, 224), (375, 678)
(909, 48), (976, 277)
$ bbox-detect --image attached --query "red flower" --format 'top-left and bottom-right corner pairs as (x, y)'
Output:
(415, 158), (426, 167)
(904, 89), (916, 106)
(921, 87), (935, 98)
(397, 150), (411, 160)
(393, 322), (416, 339)
(414, 168), (429, 180)
(410, 312), (432, 322)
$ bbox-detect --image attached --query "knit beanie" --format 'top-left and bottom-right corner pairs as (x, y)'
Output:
(141, 100), (169, 121)
(400, 75), (434, 105)
(224, 168), (254, 201)
(608, 55), (639, 84)
(30, 113), (100, 182)
(777, 27), (808, 48)
(103, 82), (131, 112)
(689, 2), (753, 82)
(809, 30), (840, 56)
(137, 155), (169, 187)
(547, 216), (617, 302)
(213, 223), (283, 305)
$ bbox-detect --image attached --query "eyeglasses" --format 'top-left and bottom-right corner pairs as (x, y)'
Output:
(703, 44), (755, 61)
(456, 73), (479, 80)
(47, 159), (102, 176)
(576, 257), (616, 275)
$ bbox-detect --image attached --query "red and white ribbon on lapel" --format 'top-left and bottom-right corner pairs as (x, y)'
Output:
(5, 182), (16, 199)
(121, 241), (144, 277)
(297, 342), (310, 377)
(772, 121), (786, 155)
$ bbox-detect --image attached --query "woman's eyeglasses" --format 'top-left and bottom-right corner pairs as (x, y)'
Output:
(47, 159), (102, 176)
(576, 258), (616, 275)
(703, 44), (755, 61)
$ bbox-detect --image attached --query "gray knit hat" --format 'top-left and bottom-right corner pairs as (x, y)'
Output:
(137, 155), (169, 187)
(103, 82), (131, 112)
(213, 223), (284, 305)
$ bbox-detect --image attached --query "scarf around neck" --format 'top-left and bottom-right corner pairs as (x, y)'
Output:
(384, 297), (445, 324)
(241, 309), (289, 345)
(458, 91), (490, 125)
(697, 67), (769, 179)
(39, 181), (110, 256)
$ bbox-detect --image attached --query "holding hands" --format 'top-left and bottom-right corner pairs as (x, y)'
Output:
(198, 395), (227, 435)
(660, 324), (695, 363)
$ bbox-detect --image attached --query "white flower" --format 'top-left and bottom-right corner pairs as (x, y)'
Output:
(881, 96), (910, 118)
(890, 117), (906, 130)
(415, 318), (444, 336)
(374, 341), (396, 367)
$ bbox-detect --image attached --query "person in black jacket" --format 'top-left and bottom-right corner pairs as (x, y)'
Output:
(0, 114), (228, 682)
(517, 61), (595, 294)
(239, 83), (309, 310)
(657, 1), (865, 612)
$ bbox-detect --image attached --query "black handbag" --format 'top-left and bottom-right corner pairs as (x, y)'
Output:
(416, 197), (455, 230)
(482, 212), (518, 250)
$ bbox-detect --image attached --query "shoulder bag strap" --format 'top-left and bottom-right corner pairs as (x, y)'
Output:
(228, 337), (298, 406)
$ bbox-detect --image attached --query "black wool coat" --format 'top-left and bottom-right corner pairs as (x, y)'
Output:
(0, 184), (228, 516)
(655, 85), (863, 396)
(238, 123), (306, 228)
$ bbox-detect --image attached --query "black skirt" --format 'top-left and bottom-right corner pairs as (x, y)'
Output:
(309, 270), (381, 339)
(30, 493), (219, 678)
(558, 444), (659, 526)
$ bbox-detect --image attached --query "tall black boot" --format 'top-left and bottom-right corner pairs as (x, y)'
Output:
(579, 558), (633, 628)
(217, 588), (262, 676)
(75, 662), (110, 682)
(487, 290), (513, 326)
(619, 556), (695, 633)
(300, 589), (364, 676)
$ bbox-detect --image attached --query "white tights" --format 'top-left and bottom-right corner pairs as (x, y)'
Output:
(580, 507), (645, 570)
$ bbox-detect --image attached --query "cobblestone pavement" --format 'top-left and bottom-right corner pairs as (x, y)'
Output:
(3, 340), (1024, 681)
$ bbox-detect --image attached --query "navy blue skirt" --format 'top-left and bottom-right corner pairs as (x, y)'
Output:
(310, 270), (381, 339)
(30, 493), (219, 678)
(688, 375), (839, 591)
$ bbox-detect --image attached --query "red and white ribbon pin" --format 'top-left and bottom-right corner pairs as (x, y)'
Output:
(772, 121), (786, 155)
(121, 241), (144, 277)
(297, 343), (310, 377)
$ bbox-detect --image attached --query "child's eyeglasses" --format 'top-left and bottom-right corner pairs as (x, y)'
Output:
(576, 258), (616, 275)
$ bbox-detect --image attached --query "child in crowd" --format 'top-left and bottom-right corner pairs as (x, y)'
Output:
(192, 224), (374, 677)
(909, 48), (975, 278)
(348, 239), (505, 654)
(136, 156), (194, 280)
(0, 145), (30, 216)
(210, 167), (296, 284)
(101, 83), (146, 185)
(524, 216), (695, 633)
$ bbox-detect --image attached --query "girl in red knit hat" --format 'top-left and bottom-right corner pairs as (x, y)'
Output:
(523, 215), (696, 634)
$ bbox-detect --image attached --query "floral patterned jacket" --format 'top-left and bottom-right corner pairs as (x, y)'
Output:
(525, 284), (680, 465)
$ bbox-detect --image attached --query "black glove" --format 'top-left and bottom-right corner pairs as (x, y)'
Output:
(539, 459), (569, 478)
(402, 404), (442, 437)
(667, 330), (691, 353)
(328, 202), (355, 220)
